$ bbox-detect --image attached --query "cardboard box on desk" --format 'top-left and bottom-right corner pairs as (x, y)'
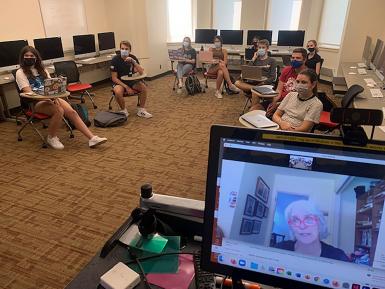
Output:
(44, 77), (67, 95)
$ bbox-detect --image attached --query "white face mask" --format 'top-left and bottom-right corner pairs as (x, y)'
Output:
(120, 50), (129, 57)
(295, 83), (312, 100)
(183, 41), (189, 48)
(214, 41), (221, 48)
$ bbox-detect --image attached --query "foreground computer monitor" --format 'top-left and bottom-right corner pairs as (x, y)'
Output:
(374, 46), (385, 71)
(195, 29), (218, 44)
(220, 30), (244, 45)
(277, 30), (305, 47)
(73, 34), (96, 59)
(0, 39), (28, 72)
(33, 37), (64, 64)
(247, 30), (273, 45)
(98, 32), (116, 54)
(370, 39), (384, 70)
(202, 125), (385, 289)
(362, 36), (372, 64)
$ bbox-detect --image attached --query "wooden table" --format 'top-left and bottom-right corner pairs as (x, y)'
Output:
(121, 73), (147, 81)
(20, 91), (70, 100)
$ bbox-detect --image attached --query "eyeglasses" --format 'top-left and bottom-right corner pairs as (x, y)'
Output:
(288, 215), (319, 228)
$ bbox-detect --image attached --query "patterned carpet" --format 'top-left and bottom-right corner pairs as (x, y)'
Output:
(0, 74), (334, 289)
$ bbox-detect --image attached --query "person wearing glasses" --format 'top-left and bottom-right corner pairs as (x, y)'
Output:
(273, 200), (349, 262)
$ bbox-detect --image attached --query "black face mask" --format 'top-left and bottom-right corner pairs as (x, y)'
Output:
(23, 58), (36, 66)
(307, 48), (315, 53)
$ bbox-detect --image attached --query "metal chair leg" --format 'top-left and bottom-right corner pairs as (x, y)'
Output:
(17, 120), (30, 141)
(241, 97), (251, 116)
(108, 95), (114, 110)
(85, 90), (97, 109)
(173, 75), (177, 91)
(62, 117), (74, 138)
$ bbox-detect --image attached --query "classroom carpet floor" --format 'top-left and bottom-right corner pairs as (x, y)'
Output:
(0, 74), (334, 289)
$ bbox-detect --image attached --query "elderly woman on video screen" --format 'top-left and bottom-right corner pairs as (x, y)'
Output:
(274, 200), (349, 262)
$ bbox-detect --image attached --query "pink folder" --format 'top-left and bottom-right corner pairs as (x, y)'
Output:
(146, 255), (195, 289)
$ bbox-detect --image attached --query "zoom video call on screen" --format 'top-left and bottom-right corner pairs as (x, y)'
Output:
(210, 138), (385, 289)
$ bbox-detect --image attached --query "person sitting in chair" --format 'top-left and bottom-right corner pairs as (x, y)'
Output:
(176, 37), (196, 94)
(15, 46), (107, 150)
(111, 40), (152, 118)
(235, 39), (277, 94)
(272, 69), (323, 132)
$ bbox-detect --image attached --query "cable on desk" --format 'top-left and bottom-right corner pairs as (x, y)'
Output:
(125, 251), (199, 265)
(134, 257), (154, 289)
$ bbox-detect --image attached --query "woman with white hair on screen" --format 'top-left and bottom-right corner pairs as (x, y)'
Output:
(274, 200), (349, 262)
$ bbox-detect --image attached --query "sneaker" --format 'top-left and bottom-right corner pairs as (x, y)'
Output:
(119, 109), (129, 117)
(137, 109), (153, 118)
(229, 84), (241, 93)
(177, 88), (182, 94)
(89, 136), (107, 148)
(215, 90), (223, 99)
(47, 135), (64, 150)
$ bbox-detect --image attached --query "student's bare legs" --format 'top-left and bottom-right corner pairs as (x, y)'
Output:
(113, 85), (126, 110)
(216, 70), (224, 90)
(132, 81), (147, 108)
(218, 62), (234, 86)
(235, 80), (253, 93)
(34, 100), (64, 137)
(249, 94), (264, 111)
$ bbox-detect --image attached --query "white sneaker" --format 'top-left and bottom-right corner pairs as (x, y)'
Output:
(47, 135), (64, 150)
(89, 136), (107, 148)
(119, 109), (129, 117)
(215, 90), (223, 99)
(177, 88), (182, 94)
(229, 84), (240, 93)
(137, 109), (153, 118)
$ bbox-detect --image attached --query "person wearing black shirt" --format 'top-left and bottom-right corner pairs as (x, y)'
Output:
(305, 40), (322, 75)
(111, 40), (152, 118)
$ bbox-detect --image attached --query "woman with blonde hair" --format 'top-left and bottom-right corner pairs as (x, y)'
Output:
(305, 40), (322, 75)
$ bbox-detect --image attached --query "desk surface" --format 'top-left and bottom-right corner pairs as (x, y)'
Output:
(121, 73), (147, 81)
(20, 91), (70, 100)
(75, 54), (115, 65)
(341, 62), (385, 140)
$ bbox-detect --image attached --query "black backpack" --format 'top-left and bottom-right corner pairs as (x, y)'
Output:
(185, 75), (204, 95)
(68, 103), (91, 129)
(94, 111), (127, 127)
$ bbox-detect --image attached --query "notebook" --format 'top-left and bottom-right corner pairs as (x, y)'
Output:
(198, 51), (215, 63)
(241, 113), (278, 128)
(168, 49), (184, 61)
(241, 65), (263, 81)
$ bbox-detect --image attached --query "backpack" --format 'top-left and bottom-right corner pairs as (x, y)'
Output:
(224, 75), (238, 95)
(68, 103), (91, 129)
(94, 111), (127, 128)
(185, 75), (204, 95)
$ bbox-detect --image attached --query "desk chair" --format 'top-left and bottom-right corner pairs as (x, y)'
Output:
(54, 61), (97, 109)
(318, 84), (364, 131)
(108, 85), (140, 110)
(282, 55), (291, 67)
(170, 60), (196, 92)
(11, 70), (74, 148)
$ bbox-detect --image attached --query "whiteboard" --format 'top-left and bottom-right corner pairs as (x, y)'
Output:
(39, 0), (88, 50)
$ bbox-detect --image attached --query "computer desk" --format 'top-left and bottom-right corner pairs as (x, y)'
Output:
(341, 62), (385, 141)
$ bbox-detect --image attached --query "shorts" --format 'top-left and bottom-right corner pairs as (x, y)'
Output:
(113, 79), (144, 88)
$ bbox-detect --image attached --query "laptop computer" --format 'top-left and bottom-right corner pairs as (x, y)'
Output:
(241, 113), (278, 128)
(241, 65), (263, 81)
(42, 77), (67, 95)
(198, 51), (216, 63)
(168, 49), (184, 61)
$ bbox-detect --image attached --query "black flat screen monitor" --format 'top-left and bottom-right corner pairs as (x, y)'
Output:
(277, 30), (305, 47)
(98, 32), (116, 53)
(220, 30), (244, 45)
(33, 37), (64, 61)
(195, 29), (218, 44)
(202, 125), (385, 289)
(247, 30), (273, 45)
(371, 39), (384, 65)
(0, 40), (28, 71)
(73, 34), (96, 57)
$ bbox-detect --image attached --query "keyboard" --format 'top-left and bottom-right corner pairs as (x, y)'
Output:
(357, 63), (367, 68)
(357, 68), (367, 75)
(82, 57), (96, 62)
(370, 89), (383, 98)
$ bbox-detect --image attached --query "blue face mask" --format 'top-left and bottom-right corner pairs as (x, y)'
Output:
(120, 50), (129, 57)
(291, 60), (303, 68)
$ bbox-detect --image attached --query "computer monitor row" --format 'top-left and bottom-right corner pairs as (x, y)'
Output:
(0, 32), (115, 72)
(195, 29), (305, 47)
(362, 36), (385, 73)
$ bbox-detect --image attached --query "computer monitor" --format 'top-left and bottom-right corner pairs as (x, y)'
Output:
(247, 30), (273, 45)
(73, 34), (96, 59)
(33, 37), (64, 64)
(370, 39), (384, 69)
(195, 29), (218, 44)
(0, 39), (28, 72)
(375, 47), (385, 71)
(220, 30), (244, 45)
(98, 32), (116, 54)
(202, 125), (385, 289)
(277, 30), (305, 47)
(362, 36), (372, 64)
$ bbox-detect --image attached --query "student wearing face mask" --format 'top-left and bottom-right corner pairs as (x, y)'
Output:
(272, 69), (323, 132)
(208, 36), (240, 99)
(15, 46), (107, 149)
(235, 39), (277, 93)
(111, 40), (152, 118)
(305, 40), (322, 75)
(176, 37), (196, 94)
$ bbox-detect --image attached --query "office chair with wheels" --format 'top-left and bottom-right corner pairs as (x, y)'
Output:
(54, 61), (97, 109)
(11, 70), (74, 148)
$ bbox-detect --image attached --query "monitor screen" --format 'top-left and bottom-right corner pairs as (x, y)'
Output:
(98, 32), (116, 52)
(220, 30), (244, 45)
(0, 40), (28, 70)
(195, 29), (218, 44)
(277, 30), (305, 47)
(362, 36), (372, 62)
(33, 37), (64, 61)
(371, 39), (384, 64)
(202, 126), (385, 289)
(73, 34), (96, 56)
(375, 48), (385, 72)
(247, 30), (273, 45)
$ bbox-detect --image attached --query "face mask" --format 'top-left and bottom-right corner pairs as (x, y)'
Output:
(183, 41), (189, 48)
(214, 42), (221, 49)
(257, 48), (266, 57)
(296, 83), (311, 99)
(120, 50), (129, 57)
(307, 47), (315, 53)
(23, 58), (36, 66)
(291, 60), (303, 69)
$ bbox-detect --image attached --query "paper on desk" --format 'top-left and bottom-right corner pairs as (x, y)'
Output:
(147, 255), (195, 289)
(348, 72), (357, 75)
(350, 66), (357, 69)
